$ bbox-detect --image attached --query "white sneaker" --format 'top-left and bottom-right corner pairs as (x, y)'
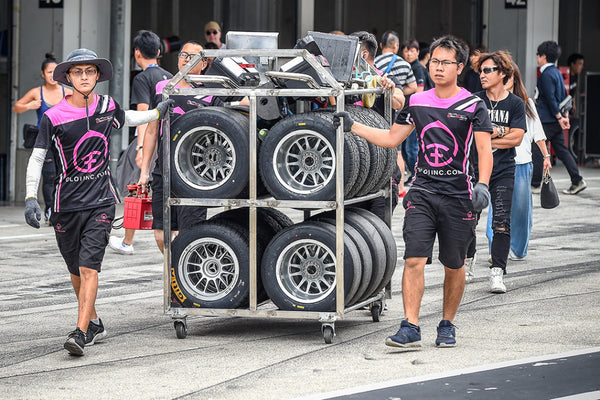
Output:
(109, 235), (134, 255)
(489, 267), (506, 293)
(465, 256), (476, 282)
(509, 250), (526, 261)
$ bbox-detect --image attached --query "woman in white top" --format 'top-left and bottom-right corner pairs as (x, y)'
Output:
(487, 61), (552, 260)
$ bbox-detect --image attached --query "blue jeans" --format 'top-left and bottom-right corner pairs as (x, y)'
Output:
(401, 129), (418, 176)
(486, 163), (532, 259)
(510, 163), (533, 258)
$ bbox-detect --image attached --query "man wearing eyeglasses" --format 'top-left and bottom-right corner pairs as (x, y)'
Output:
(23, 48), (173, 356)
(334, 36), (494, 349)
(138, 41), (224, 254)
(471, 51), (526, 294)
(204, 21), (226, 49)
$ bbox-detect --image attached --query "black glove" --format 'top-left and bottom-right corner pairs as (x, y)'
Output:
(472, 182), (490, 212)
(155, 99), (175, 120)
(332, 111), (354, 132)
(24, 197), (42, 229)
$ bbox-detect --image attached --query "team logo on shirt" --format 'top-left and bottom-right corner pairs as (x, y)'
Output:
(420, 121), (458, 167)
(73, 131), (109, 173)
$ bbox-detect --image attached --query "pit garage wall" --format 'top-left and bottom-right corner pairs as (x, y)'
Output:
(484, 0), (559, 97)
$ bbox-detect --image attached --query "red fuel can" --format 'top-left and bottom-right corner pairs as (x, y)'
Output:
(123, 184), (153, 230)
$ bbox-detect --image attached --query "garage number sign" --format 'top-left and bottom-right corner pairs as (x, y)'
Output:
(39, 0), (63, 8)
(505, 0), (527, 8)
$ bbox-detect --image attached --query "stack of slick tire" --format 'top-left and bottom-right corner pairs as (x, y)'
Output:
(258, 105), (397, 201)
(260, 207), (397, 311)
(169, 207), (396, 311)
(168, 105), (395, 202)
(170, 207), (293, 308)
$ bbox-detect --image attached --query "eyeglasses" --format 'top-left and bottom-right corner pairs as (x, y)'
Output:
(206, 30), (218, 35)
(430, 58), (460, 67)
(69, 67), (98, 77)
(178, 52), (205, 62)
(480, 66), (499, 74)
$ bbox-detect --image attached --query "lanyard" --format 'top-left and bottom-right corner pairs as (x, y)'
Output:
(145, 63), (158, 70)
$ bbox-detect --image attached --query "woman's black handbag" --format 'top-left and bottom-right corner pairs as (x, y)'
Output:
(540, 170), (560, 209)
(23, 124), (39, 149)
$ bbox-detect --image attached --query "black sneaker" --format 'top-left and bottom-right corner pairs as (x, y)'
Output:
(435, 320), (457, 347)
(64, 328), (86, 356)
(385, 319), (422, 349)
(86, 319), (107, 346)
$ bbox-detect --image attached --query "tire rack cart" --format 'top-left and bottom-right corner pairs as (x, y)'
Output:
(161, 48), (394, 343)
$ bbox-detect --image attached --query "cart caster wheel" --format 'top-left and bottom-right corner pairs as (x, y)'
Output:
(370, 301), (382, 322)
(174, 321), (187, 339)
(322, 326), (334, 344)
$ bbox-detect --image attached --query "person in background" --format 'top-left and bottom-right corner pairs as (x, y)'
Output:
(462, 44), (486, 94)
(23, 48), (173, 356)
(472, 50), (526, 294)
(532, 41), (586, 195)
(204, 21), (226, 49)
(374, 31), (417, 95)
(492, 61), (551, 261)
(418, 44), (434, 90)
(348, 30), (406, 213)
(109, 30), (173, 255)
(13, 53), (72, 225)
(138, 41), (222, 253)
(202, 41), (219, 73)
(567, 53), (584, 117)
(334, 35), (493, 349)
(401, 39), (430, 183)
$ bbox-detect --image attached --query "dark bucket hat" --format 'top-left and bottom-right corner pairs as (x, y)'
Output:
(53, 48), (113, 86)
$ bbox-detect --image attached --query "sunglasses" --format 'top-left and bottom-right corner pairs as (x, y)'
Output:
(480, 66), (499, 74)
(206, 30), (218, 35)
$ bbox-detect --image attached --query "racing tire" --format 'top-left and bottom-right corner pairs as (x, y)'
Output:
(261, 221), (361, 311)
(258, 114), (359, 201)
(170, 107), (251, 199)
(170, 221), (252, 309)
(348, 207), (397, 297)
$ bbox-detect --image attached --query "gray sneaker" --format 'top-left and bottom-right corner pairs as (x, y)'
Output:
(563, 179), (587, 195)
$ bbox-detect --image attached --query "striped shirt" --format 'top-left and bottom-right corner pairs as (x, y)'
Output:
(374, 53), (416, 88)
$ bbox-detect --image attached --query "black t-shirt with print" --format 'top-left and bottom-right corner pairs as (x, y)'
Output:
(36, 94), (126, 212)
(474, 91), (527, 174)
(395, 88), (493, 199)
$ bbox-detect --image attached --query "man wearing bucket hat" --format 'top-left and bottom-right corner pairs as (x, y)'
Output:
(204, 21), (226, 49)
(23, 48), (173, 356)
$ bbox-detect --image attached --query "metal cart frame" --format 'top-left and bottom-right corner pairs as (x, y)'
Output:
(161, 48), (394, 342)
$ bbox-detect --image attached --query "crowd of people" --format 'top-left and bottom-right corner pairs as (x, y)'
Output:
(17, 21), (587, 356)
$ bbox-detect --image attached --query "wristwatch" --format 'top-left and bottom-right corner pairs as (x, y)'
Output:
(135, 145), (143, 151)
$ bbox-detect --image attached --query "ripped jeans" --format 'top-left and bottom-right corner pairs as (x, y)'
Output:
(485, 167), (515, 273)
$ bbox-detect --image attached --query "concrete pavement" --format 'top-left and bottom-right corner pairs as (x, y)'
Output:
(0, 163), (599, 400)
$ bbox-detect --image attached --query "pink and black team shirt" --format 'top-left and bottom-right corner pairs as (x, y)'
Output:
(36, 94), (126, 212)
(396, 88), (494, 199)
